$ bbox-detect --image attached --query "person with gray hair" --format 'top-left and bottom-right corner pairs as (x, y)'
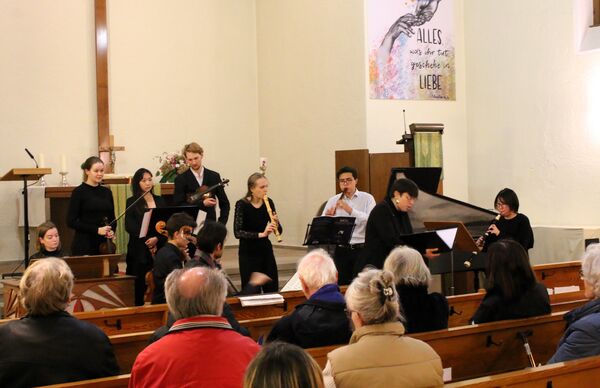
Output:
(0, 258), (119, 387)
(130, 267), (260, 387)
(323, 269), (443, 388)
(266, 248), (351, 348)
(549, 243), (600, 363)
(384, 246), (448, 333)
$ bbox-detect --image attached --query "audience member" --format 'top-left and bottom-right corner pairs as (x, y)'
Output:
(0, 259), (118, 387)
(151, 212), (196, 304)
(244, 341), (324, 388)
(471, 239), (550, 324)
(384, 246), (448, 333)
(130, 267), (260, 387)
(267, 249), (351, 348)
(549, 244), (600, 363)
(323, 269), (443, 388)
(29, 221), (64, 260)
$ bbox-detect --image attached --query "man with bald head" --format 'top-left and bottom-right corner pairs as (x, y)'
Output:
(266, 248), (352, 348)
(129, 267), (260, 387)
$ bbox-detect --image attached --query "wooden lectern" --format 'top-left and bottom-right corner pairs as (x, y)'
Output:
(1, 168), (52, 275)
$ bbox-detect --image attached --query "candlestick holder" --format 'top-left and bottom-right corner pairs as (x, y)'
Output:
(59, 171), (69, 187)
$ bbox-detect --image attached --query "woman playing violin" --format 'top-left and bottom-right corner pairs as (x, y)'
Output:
(67, 156), (116, 255)
(125, 168), (166, 306)
(234, 173), (282, 293)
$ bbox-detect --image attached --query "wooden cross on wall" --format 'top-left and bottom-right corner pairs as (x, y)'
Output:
(95, 0), (124, 174)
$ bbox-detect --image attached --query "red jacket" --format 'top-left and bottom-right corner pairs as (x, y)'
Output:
(129, 315), (259, 388)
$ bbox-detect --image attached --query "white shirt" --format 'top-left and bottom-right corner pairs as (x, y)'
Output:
(321, 189), (376, 245)
(191, 166), (204, 187)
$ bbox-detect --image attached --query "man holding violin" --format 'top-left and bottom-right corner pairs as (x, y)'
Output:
(173, 142), (230, 224)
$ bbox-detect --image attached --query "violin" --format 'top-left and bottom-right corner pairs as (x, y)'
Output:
(186, 179), (230, 205)
(99, 216), (117, 255)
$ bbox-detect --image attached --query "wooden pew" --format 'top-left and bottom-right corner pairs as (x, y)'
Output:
(38, 374), (131, 388)
(307, 312), (568, 382)
(533, 260), (583, 290)
(447, 289), (589, 328)
(109, 330), (154, 374)
(72, 304), (168, 335)
(238, 315), (281, 341)
(445, 354), (600, 387)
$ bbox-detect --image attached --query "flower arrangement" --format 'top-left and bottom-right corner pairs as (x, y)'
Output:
(155, 152), (188, 183)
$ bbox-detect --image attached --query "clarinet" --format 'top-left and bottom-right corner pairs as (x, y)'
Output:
(263, 195), (282, 243)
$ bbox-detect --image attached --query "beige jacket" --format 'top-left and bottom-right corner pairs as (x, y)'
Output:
(324, 321), (443, 388)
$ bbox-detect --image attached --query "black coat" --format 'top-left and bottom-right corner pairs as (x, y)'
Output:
(362, 198), (413, 269)
(0, 311), (119, 387)
(266, 298), (352, 348)
(125, 194), (167, 268)
(397, 285), (449, 333)
(471, 282), (551, 324)
(173, 168), (230, 224)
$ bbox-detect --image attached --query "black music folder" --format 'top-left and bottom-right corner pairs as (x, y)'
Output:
(401, 227), (458, 254)
(303, 216), (356, 246)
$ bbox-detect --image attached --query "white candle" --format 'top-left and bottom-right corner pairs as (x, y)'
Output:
(38, 153), (45, 167)
(60, 155), (67, 172)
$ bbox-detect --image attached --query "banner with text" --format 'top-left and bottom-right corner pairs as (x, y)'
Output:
(368, 0), (455, 100)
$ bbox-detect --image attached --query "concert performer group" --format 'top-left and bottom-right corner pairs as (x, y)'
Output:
(52, 140), (534, 302)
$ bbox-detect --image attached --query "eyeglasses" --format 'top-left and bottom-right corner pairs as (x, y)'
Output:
(338, 178), (354, 184)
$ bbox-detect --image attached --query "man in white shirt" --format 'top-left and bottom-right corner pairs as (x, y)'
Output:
(322, 167), (376, 285)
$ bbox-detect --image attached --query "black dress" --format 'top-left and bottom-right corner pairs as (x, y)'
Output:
(125, 194), (166, 306)
(29, 247), (65, 261)
(483, 213), (534, 251)
(361, 197), (413, 270)
(471, 282), (551, 324)
(67, 183), (116, 255)
(234, 198), (281, 292)
(397, 285), (449, 333)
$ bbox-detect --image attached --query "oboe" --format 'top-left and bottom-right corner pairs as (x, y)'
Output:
(263, 195), (282, 243)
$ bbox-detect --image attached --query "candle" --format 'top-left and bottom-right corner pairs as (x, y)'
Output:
(60, 155), (67, 172)
(38, 153), (45, 168)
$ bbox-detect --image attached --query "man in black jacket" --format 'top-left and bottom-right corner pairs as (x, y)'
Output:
(266, 249), (351, 348)
(174, 142), (230, 224)
(0, 259), (119, 387)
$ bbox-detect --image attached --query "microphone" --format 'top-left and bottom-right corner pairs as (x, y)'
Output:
(25, 148), (38, 168)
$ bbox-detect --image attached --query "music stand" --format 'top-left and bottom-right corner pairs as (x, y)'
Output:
(424, 221), (480, 296)
(1, 168), (52, 278)
(303, 216), (355, 246)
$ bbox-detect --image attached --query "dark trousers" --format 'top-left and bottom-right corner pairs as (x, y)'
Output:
(126, 260), (151, 306)
(334, 245), (363, 286)
(239, 253), (279, 293)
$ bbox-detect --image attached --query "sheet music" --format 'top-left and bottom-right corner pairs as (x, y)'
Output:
(238, 293), (284, 307)
(194, 210), (207, 234)
(435, 227), (458, 249)
(139, 209), (153, 238)
(281, 272), (302, 292)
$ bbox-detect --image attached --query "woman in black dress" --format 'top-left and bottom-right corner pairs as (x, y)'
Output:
(67, 156), (115, 255)
(29, 221), (64, 260)
(125, 168), (166, 305)
(234, 172), (282, 292)
(471, 239), (550, 324)
(478, 188), (534, 252)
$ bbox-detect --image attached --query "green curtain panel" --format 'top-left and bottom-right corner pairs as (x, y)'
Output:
(414, 132), (443, 177)
(109, 183), (162, 255)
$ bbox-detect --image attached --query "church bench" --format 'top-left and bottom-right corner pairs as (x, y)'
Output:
(307, 312), (568, 382)
(108, 330), (154, 373)
(444, 354), (600, 387)
(238, 315), (282, 341)
(71, 304), (168, 335)
(37, 374), (131, 388)
(533, 260), (583, 290)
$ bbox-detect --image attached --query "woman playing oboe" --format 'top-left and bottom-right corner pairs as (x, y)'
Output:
(234, 173), (282, 293)
(479, 188), (534, 252)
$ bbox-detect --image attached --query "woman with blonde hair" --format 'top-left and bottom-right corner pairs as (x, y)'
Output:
(244, 341), (323, 388)
(323, 269), (443, 388)
(234, 172), (282, 292)
(384, 245), (448, 333)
